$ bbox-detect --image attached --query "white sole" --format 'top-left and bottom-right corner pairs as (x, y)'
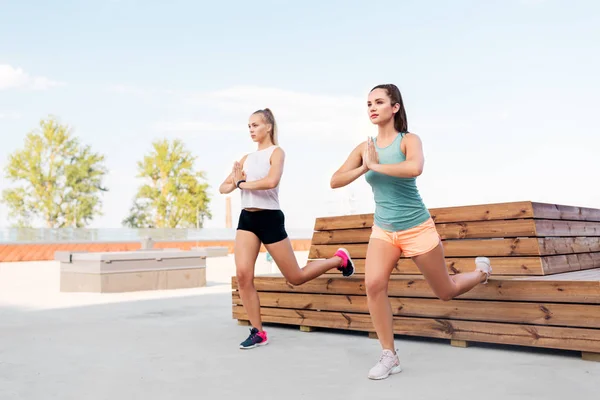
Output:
(239, 339), (269, 350)
(368, 365), (402, 380)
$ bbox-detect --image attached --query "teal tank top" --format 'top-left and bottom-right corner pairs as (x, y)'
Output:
(364, 132), (430, 232)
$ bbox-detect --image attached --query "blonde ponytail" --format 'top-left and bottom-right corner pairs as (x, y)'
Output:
(253, 108), (278, 145)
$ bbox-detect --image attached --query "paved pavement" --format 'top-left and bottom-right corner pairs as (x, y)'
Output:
(1, 254), (599, 399)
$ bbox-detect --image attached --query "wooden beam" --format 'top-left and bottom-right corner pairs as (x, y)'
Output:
(323, 257), (546, 276)
(300, 325), (316, 332)
(231, 272), (600, 304)
(582, 352), (600, 362)
(309, 238), (600, 259)
(312, 202), (600, 231)
(232, 307), (600, 353)
(311, 220), (600, 244)
(541, 252), (600, 275)
(232, 291), (600, 328)
(532, 203), (600, 222)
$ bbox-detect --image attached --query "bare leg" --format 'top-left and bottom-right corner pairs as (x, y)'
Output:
(264, 237), (343, 285)
(235, 230), (262, 330)
(364, 238), (403, 352)
(411, 242), (488, 301)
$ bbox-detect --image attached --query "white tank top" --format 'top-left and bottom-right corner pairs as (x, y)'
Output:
(241, 145), (281, 210)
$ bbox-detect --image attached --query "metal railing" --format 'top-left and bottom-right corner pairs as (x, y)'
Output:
(0, 227), (314, 244)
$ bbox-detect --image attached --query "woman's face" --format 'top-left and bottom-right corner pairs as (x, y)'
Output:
(367, 88), (397, 125)
(248, 113), (270, 142)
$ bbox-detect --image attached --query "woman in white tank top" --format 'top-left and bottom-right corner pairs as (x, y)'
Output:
(219, 108), (356, 350)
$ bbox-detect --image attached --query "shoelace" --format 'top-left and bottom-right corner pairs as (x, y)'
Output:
(379, 352), (396, 367)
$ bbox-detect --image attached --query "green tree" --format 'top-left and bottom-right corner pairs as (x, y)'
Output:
(122, 139), (212, 228)
(2, 116), (108, 228)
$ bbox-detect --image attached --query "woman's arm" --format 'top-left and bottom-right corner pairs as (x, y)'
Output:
(368, 133), (424, 178)
(236, 148), (285, 190)
(330, 141), (368, 189)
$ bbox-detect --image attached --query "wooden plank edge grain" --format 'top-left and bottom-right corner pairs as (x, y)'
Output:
(541, 252), (600, 275)
(232, 307), (600, 353)
(532, 203), (600, 222)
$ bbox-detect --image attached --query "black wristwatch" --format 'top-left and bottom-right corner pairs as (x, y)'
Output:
(236, 179), (246, 189)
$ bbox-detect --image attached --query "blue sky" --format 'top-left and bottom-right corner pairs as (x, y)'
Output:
(1, 0), (599, 229)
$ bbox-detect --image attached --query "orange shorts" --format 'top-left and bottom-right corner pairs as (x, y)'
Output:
(370, 217), (441, 257)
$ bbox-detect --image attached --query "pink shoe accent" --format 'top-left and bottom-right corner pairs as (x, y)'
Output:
(334, 248), (349, 267)
(257, 330), (268, 341)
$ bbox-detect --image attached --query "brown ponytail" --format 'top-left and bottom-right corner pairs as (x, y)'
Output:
(371, 84), (408, 133)
(253, 108), (278, 145)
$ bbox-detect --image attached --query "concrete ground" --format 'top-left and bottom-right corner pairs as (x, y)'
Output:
(1, 252), (599, 399)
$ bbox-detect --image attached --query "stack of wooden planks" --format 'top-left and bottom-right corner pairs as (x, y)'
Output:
(232, 201), (600, 361)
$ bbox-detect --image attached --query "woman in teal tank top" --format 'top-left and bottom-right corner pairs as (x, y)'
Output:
(330, 84), (493, 380)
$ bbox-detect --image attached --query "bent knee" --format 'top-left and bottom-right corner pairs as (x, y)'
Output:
(365, 277), (388, 296)
(236, 270), (254, 288)
(435, 291), (455, 302)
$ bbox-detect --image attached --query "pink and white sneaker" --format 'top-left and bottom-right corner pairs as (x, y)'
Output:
(368, 349), (402, 380)
(239, 327), (268, 350)
(334, 248), (355, 277)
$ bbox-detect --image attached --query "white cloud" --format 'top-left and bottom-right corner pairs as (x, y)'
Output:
(165, 85), (376, 143)
(0, 111), (22, 120)
(106, 84), (158, 96)
(151, 120), (240, 134)
(0, 64), (64, 91)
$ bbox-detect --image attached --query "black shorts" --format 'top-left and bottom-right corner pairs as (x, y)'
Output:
(236, 209), (288, 244)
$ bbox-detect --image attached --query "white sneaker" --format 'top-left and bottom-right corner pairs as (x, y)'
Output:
(367, 349), (402, 380)
(475, 257), (492, 284)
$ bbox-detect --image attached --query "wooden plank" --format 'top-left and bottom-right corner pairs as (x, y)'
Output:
(535, 220), (600, 237)
(310, 238), (600, 259)
(430, 201), (535, 224)
(513, 268), (600, 281)
(314, 214), (373, 231)
(300, 325), (316, 332)
(232, 291), (600, 328)
(451, 340), (469, 348)
(532, 202), (600, 222)
(314, 202), (537, 230)
(232, 307), (600, 353)
(313, 202), (600, 232)
(312, 220), (537, 244)
(231, 275), (600, 304)
(312, 220), (600, 245)
(582, 352), (600, 362)
(539, 237), (600, 255)
(323, 257), (545, 276)
(541, 253), (600, 275)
